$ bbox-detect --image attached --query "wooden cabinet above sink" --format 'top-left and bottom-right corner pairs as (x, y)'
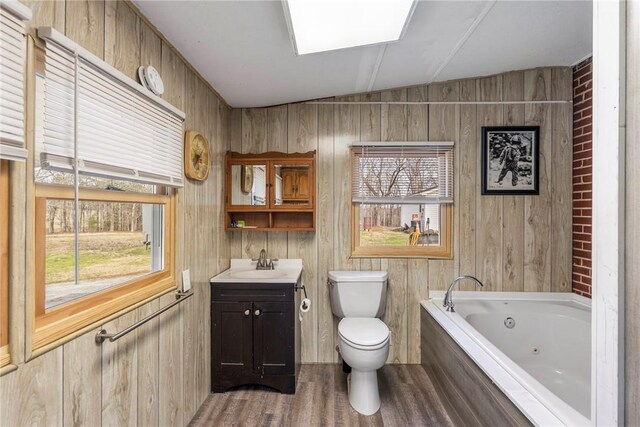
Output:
(225, 151), (316, 232)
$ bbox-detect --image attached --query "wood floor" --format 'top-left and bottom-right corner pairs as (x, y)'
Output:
(189, 364), (455, 426)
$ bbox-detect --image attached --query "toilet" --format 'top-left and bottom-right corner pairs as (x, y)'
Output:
(328, 271), (390, 416)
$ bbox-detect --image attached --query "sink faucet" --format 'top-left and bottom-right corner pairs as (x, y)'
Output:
(443, 275), (484, 312)
(253, 249), (278, 270)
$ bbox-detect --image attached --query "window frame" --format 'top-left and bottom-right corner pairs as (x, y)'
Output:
(32, 183), (175, 350)
(1, 161), (10, 367)
(349, 146), (454, 259)
(350, 203), (453, 258)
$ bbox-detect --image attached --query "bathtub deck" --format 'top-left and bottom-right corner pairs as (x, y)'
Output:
(189, 364), (455, 426)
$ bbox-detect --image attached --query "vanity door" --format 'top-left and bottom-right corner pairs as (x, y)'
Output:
(253, 301), (294, 376)
(212, 301), (254, 375)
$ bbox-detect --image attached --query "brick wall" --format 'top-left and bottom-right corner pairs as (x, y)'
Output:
(572, 57), (592, 298)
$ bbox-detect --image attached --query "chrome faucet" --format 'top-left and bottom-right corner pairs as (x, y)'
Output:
(253, 249), (278, 270)
(443, 275), (484, 312)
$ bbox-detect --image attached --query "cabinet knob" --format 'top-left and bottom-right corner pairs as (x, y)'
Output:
(244, 309), (250, 316)
(254, 309), (261, 316)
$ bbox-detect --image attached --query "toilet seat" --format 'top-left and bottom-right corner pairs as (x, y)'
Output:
(338, 318), (390, 351)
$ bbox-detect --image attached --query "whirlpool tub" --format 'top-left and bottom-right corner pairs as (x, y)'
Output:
(421, 291), (590, 426)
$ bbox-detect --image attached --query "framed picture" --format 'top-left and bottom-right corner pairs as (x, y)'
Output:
(481, 126), (540, 195)
(240, 165), (253, 193)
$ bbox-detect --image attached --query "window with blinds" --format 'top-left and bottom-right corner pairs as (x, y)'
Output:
(0, 2), (31, 162)
(37, 27), (185, 187)
(351, 142), (454, 204)
(350, 142), (454, 258)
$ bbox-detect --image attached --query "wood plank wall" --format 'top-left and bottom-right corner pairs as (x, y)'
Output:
(626, 1), (639, 425)
(0, 1), (231, 425)
(231, 68), (573, 364)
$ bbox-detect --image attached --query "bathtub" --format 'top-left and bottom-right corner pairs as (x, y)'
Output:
(422, 291), (591, 426)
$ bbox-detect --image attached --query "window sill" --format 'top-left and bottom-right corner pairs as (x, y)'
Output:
(0, 345), (10, 369)
(351, 247), (453, 259)
(32, 275), (175, 352)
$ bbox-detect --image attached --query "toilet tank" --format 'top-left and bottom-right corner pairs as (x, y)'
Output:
(328, 271), (388, 318)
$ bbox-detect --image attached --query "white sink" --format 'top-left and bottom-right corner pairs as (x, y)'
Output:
(228, 270), (288, 280)
(210, 259), (303, 284)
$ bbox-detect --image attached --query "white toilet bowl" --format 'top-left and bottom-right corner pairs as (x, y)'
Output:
(338, 317), (390, 415)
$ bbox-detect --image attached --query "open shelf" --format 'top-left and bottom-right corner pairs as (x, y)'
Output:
(225, 211), (315, 232)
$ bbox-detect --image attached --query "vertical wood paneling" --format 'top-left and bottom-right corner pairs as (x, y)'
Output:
(136, 299), (159, 427)
(428, 82), (460, 291)
(287, 103), (318, 363)
(380, 89), (408, 364)
(358, 92), (382, 272)
(65, 0), (104, 59)
(0, 347), (63, 426)
(266, 106), (289, 259)
(550, 68), (573, 292)
(158, 294), (183, 427)
(406, 85), (429, 362)
(104, 0), (140, 80)
(241, 108), (269, 259)
(458, 79), (477, 284)
(102, 310), (138, 427)
(23, 0), (65, 32)
(524, 69), (552, 291)
(228, 108), (244, 259)
(333, 96), (360, 271)
(140, 23), (162, 72)
(317, 101), (336, 363)
(63, 329), (102, 427)
(501, 71), (525, 291)
(475, 76), (503, 290)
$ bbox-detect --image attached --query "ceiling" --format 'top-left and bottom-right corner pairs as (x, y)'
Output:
(133, 0), (592, 108)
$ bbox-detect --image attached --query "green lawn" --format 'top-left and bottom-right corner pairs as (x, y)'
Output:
(46, 232), (152, 285)
(360, 226), (410, 246)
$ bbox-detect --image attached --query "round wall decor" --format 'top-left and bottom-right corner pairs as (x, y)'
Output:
(184, 130), (210, 181)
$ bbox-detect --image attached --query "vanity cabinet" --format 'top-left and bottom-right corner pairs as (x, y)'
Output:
(211, 282), (301, 394)
(225, 151), (316, 231)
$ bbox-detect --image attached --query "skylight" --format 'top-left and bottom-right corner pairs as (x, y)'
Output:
(283, 0), (416, 55)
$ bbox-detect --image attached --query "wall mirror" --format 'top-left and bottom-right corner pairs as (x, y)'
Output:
(230, 164), (267, 206)
(273, 164), (311, 206)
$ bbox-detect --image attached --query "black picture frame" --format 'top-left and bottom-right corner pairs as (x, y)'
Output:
(481, 126), (540, 195)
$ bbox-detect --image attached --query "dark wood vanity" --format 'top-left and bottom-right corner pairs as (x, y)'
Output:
(211, 281), (301, 393)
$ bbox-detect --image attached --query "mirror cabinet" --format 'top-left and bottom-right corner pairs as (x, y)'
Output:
(225, 151), (316, 231)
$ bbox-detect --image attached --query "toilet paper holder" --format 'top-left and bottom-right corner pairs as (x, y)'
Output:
(295, 284), (308, 299)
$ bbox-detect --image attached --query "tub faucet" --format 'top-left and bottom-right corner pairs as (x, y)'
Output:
(443, 275), (484, 312)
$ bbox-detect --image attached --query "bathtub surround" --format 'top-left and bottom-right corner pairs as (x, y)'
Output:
(572, 57), (593, 298)
(1, 1), (231, 425)
(231, 68), (574, 364)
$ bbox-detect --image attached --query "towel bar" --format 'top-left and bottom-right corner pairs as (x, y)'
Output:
(95, 290), (192, 344)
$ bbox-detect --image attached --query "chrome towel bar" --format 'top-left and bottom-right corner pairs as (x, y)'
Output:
(95, 290), (193, 344)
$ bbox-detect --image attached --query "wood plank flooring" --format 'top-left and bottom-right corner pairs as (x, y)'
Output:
(189, 364), (455, 426)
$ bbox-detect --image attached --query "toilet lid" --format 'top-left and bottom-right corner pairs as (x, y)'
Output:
(338, 318), (390, 348)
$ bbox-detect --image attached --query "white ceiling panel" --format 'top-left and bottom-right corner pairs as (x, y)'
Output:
(133, 0), (592, 107)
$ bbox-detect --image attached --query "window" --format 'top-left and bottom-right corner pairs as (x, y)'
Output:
(31, 28), (184, 349)
(33, 181), (175, 349)
(1, 161), (9, 367)
(351, 142), (454, 258)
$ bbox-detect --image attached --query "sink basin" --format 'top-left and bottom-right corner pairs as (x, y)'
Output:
(210, 259), (303, 284)
(228, 270), (288, 280)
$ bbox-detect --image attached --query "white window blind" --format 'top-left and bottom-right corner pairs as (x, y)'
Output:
(351, 142), (454, 204)
(37, 27), (186, 187)
(0, 1), (31, 161)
